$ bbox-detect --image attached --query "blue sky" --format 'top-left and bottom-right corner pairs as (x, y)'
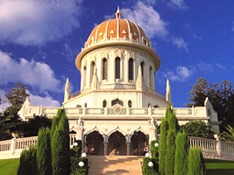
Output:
(0, 0), (234, 110)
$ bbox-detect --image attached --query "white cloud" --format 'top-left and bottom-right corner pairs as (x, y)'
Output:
(0, 89), (9, 112)
(29, 92), (60, 107)
(164, 66), (193, 81)
(0, 51), (61, 92)
(172, 37), (188, 51)
(0, 0), (83, 45)
(121, 1), (168, 38)
(168, 0), (188, 10)
(196, 61), (226, 72)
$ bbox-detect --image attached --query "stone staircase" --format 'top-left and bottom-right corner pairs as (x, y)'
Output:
(88, 156), (143, 175)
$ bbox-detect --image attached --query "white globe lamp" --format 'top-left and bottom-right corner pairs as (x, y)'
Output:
(154, 143), (159, 147)
(81, 152), (87, 158)
(148, 161), (153, 168)
(145, 153), (150, 157)
(79, 161), (84, 167)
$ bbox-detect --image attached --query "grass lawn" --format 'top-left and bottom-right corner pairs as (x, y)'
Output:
(0, 158), (234, 175)
(205, 159), (234, 175)
(0, 159), (19, 175)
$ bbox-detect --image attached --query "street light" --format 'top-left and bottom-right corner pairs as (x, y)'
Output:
(81, 152), (87, 158)
(73, 142), (78, 147)
(154, 143), (159, 147)
(145, 152), (150, 157)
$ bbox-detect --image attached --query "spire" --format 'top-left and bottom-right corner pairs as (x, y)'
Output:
(24, 96), (31, 106)
(166, 79), (171, 103)
(115, 6), (121, 18)
(64, 78), (70, 102)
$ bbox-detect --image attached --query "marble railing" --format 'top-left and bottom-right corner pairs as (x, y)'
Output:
(1, 135), (234, 160)
(20, 106), (208, 121)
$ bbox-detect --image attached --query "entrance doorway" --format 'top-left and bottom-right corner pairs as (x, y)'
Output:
(86, 131), (104, 155)
(108, 131), (126, 155)
(130, 131), (148, 155)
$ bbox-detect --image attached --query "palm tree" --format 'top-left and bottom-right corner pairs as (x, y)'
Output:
(221, 125), (234, 143)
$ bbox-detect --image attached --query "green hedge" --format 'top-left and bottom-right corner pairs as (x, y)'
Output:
(17, 146), (38, 175)
(142, 157), (158, 175)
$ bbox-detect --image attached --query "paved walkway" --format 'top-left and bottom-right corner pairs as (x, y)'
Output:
(88, 156), (143, 175)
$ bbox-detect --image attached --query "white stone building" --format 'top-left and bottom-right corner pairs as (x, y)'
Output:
(18, 8), (219, 156)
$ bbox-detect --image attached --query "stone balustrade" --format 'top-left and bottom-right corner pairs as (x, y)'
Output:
(1, 134), (234, 160)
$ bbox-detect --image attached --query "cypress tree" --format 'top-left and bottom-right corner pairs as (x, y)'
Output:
(17, 146), (38, 175)
(51, 108), (70, 175)
(174, 132), (189, 175)
(187, 147), (206, 175)
(37, 128), (52, 175)
(158, 119), (168, 175)
(165, 129), (176, 175)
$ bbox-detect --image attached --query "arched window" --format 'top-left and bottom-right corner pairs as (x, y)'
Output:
(84, 103), (87, 107)
(153, 105), (159, 108)
(90, 61), (95, 83)
(111, 98), (123, 106)
(83, 66), (87, 88)
(148, 103), (151, 107)
(115, 57), (120, 79)
(149, 66), (152, 87)
(128, 100), (132, 108)
(140, 62), (144, 77)
(103, 100), (107, 108)
(128, 58), (133, 81)
(102, 58), (107, 80)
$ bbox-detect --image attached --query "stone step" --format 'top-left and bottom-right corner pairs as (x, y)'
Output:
(88, 156), (143, 175)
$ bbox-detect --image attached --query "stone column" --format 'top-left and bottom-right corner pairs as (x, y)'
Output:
(215, 134), (222, 156)
(125, 135), (131, 156)
(126, 142), (131, 156)
(103, 135), (109, 156)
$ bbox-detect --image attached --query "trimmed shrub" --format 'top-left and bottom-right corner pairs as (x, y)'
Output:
(17, 146), (38, 175)
(165, 129), (176, 175)
(182, 120), (214, 139)
(142, 157), (158, 175)
(37, 127), (52, 175)
(174, 132), (189, 175)
(150, 140), (159, 159)
(158, 119), (168, 175)
(50, 109), (64, 138)
(187, 147), (206, 175)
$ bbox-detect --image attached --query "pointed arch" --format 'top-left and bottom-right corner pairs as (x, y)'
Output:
(108, 127), (127, 137)
(130, 127), (149, 138)
(85, 126), (106, 136)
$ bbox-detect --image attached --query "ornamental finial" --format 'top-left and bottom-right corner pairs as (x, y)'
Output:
(115, 6), (121, 18)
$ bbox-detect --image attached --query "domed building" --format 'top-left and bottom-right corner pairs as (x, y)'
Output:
(18, 8), (219, 156)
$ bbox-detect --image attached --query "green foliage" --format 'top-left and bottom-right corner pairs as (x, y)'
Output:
(142, 157), (158, 175)
(21, 115), (52, 137)
(5, 83), (29, 115)
(51, 109), (70, 175)
(187, 147), (206, 175)
(165, 129), (176, 175)
(174, 132), (189, 175)
(187, 78), (234, 131)
(182, 120), (214, 139)
(70, 140), (82, 158)
(0, 114), (16, 140)
(37, 128), (52, 175)
(158, 119), (168, 175)
(150, 140), (159, 159)
(221, 125), (234, 143)
(17, 146), (38, 175)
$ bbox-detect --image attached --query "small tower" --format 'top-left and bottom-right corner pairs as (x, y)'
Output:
(166, 79), (171, 103)
(64, 78), (70, 102)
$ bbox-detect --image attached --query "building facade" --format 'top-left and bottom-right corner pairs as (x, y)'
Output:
(18, 8), (219, 156)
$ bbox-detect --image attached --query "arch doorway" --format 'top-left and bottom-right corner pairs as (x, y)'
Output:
(130, 131), (148, 155)
(108, 131), (126, 155)
(86, 131), (104, 155)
